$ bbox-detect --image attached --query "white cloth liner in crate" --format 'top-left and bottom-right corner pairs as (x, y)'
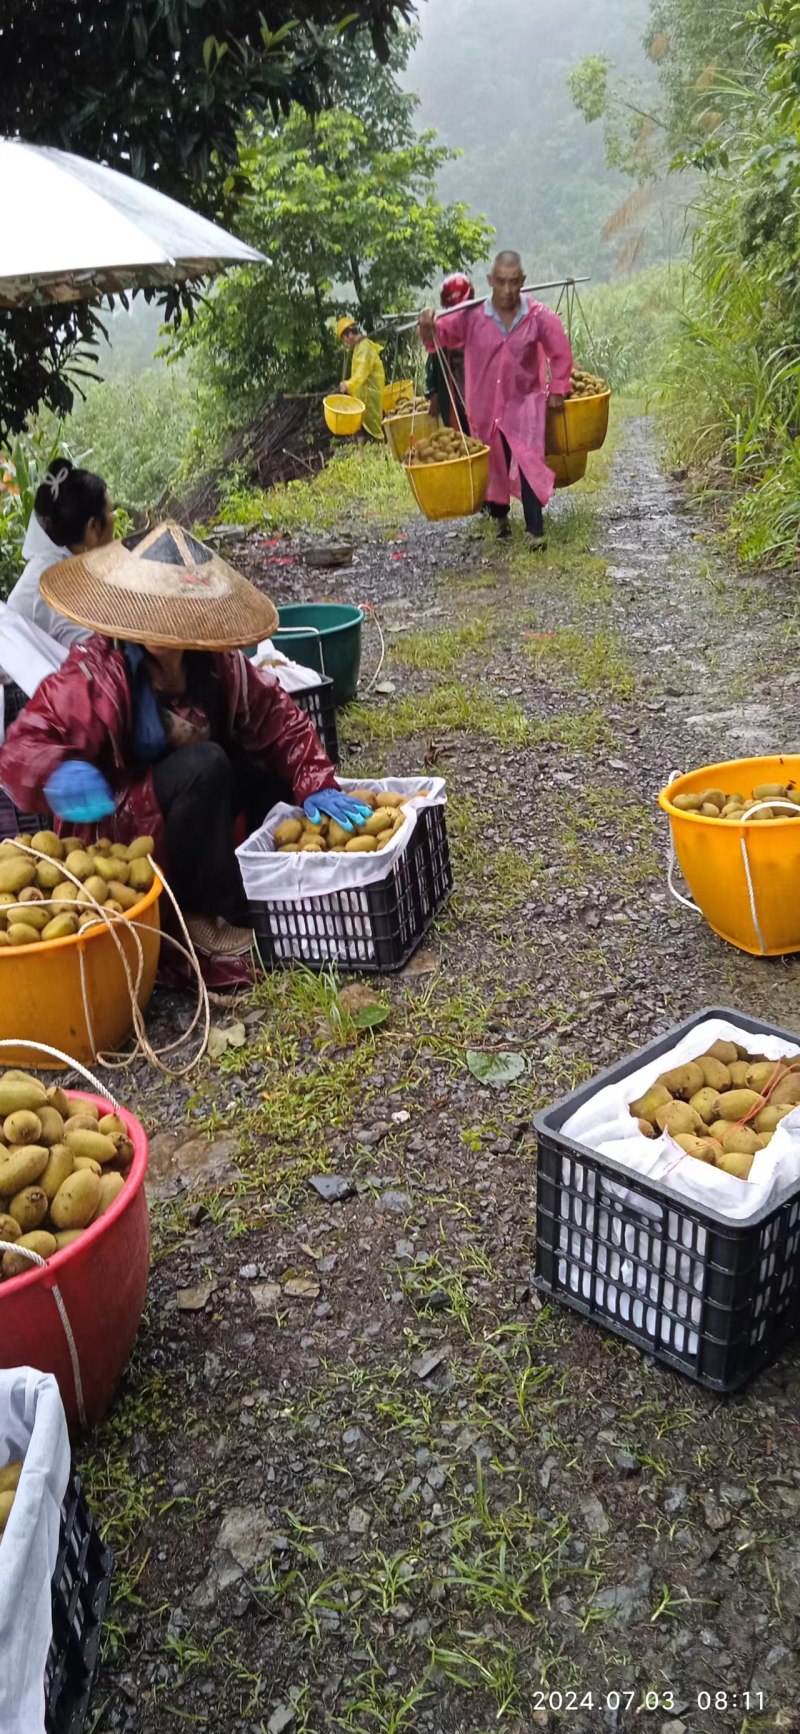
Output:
(253, 637), (324, 693)
(555, 1016), (800, 1359)
(0, 1368), (70, 1734)
(237, 778), (447, 967)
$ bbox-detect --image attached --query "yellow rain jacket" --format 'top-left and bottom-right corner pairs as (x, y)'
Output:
(346, 338), (385, 441)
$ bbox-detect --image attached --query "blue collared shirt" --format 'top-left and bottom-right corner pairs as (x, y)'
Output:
(484, 294), (529, 336)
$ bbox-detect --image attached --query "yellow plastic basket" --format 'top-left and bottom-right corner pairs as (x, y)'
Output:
(546, 390), (610, 456)
(384, 410), (441, 463)
(382, 379), (414, 414)
(547, 451), (588, 490)
(659, 755), (800, 956)
(405, 445), (490, 521)
(323, 394), (365, 436)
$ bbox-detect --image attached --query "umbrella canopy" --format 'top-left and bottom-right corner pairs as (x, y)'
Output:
(0, 139), (266, 309)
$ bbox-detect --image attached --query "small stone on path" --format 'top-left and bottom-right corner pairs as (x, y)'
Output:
(380, 1189), (412, 1214)
(308, 1175), (355, 1204)
(413, 1346), (448, 1380)
(348, 1504), (370, 1535)
(250, 1283), (282, 1312)
(268, 1704), (296, 1734)
(580, 1493), (610, 1536)
(176, 1282), (214, 1312)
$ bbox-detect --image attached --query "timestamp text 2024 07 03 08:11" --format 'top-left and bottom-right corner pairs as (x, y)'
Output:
(526, 1691), (767, 1713)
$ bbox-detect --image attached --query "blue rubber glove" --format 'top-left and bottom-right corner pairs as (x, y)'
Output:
(44, 760), (115, 824)
(304, 790), (374, 834)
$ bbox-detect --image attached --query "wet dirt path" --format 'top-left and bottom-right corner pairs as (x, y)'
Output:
(90, 413), (800, 1734)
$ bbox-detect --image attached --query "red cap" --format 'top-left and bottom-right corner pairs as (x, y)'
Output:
(440, 272), (474, 309)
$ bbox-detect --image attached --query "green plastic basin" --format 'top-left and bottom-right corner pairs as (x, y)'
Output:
(274, 603), (364, 705)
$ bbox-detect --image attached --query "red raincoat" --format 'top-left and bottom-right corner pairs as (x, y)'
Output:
(0, 636), (336, 849)
(424, 296), (573, 507)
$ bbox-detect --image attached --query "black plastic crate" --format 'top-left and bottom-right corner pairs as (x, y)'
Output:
(291, 677), (340, 766)
(0, 681), (50, 838)
(534, 1006), (800, 1393)
(46, 1475), (113, 1734)
(251, 803), (452, 972)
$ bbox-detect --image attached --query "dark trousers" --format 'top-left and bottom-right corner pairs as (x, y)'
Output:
(487, 434), (544, 536)
(152, 742), (290, 925)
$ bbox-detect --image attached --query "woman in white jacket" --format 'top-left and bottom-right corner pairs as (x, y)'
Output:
(8, 461), (114, 647)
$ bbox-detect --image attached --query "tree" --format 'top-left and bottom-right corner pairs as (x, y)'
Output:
(174, 38), (493, 416)
(0, 0), (413, 437)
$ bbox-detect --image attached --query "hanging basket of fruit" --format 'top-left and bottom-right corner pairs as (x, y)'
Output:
(403, 428), (490, 521)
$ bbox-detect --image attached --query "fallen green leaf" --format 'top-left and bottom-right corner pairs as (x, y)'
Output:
(466, 1050), (526, 1088)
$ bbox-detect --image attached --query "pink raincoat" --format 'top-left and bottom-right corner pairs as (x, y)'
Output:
(425, 296), (572, 507)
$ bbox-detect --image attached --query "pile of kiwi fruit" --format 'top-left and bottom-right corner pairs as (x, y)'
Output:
(630, 1038), (800, 1179)
(569, 366), (607, 398)
(387, 394), (430, 417)
(405, 429), (486, 466)
(274, 788), (417, 855)
(670, 781), (799, 821)
(0, 831), (156, 948)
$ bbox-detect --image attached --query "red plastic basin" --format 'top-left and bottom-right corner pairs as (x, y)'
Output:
(0, 1094), (150, 1434)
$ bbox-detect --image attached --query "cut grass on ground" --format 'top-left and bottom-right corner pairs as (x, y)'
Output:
(213, 445), (413, 535)
(346, 683), (614, 753)
(524, 627), (636, 699)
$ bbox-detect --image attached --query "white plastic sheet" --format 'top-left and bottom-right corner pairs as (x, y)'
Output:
(562, 1014), (800, 1221)
(555, 1017), (800, 1358)
(0, 604), (69, 747)
(0, 1369), (70, 1734)
(237, 777), (446, 902)
(253, 639), (323, 693)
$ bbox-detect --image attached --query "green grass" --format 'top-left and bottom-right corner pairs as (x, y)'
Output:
(524, 627), (636, 699)
(346, 682), (614, 754)
(213, 445), (412, 534)
(390, 614), (494, 673)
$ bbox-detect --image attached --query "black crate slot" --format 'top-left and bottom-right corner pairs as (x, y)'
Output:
(46, 1475), (113, 1734)
(291, 678), (340, 765)
(535, 1006), (800, 1392)
(251, 805), (452, 973)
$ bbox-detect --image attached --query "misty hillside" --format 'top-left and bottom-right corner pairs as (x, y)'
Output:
(406, 0), (671, 282)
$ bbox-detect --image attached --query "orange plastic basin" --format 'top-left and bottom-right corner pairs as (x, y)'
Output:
(659, 755), (800, 955)
(0, 876), (162, 1066)
(0, 1092), (150, 1434)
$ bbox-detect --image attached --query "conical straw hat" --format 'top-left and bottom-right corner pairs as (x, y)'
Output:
(39, 521), (278, 650)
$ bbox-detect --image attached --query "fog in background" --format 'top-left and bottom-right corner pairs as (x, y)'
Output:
(406, 0), (679, 284)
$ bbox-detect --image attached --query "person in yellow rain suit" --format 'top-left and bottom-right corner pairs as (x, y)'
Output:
(337, 316), (385, 442)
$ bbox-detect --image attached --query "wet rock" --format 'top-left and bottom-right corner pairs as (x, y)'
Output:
(145, 1132), (181, 1202)
(267, 1705), (295, 1734)
(176, 1281), (214, 1312)
(348, 1504), (371, 1535)
(580, 1493), (610, 1537)
(614, 1449), (640, 1476)
(702, 1496), (730, 1532)
(175, 1136), (242, 1194)
(217, 1508), (289, 1573)
(239, 1263), (258, 1280)
(592, 1565), (652, 1625)
(380, 1189), (412, 1214)
(664, 1484), (687, 1515)
(250, 1283), (282, 1312)
(412, 1346), (449, 1380)
(309, 1175), (355, 1204)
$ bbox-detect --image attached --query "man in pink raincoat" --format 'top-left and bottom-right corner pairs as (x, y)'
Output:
(419, 250), (573, 549)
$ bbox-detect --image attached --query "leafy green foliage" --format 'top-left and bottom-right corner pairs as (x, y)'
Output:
(174, 38), (491, 417)
(0, 0), (413, 437)
(0, 427), (77, 599)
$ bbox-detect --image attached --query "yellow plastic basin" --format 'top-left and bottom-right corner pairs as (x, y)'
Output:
(546, 390), (611, 456)
(405, 445), (490, 521)
(0, 875), (162, 1065)
(659, 756), (800, 956)
(547, 450), (588, 490)
(323, 394), (365, 436)
(384, 410), (440, 463)
(382, 379), (414, 414)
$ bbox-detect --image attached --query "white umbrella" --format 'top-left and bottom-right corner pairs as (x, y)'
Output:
(0, 139), (266, 309)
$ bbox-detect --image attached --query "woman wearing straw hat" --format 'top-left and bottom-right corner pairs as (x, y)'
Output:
(0, 523), (371, 978)
(337, 316), (386, 443)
